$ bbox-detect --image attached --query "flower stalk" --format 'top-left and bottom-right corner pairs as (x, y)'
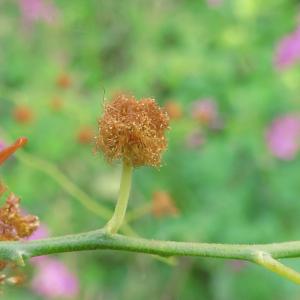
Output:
(105, 161), (133, 234)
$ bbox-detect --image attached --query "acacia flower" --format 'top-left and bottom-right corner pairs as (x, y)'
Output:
(98, 93), (170, 234)
(96, 93), (169, 167)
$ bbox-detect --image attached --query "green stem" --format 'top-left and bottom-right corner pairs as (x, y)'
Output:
(105, 161), (133, 234)
(0, 230), (299, 264)
(1, 230), (300, 284)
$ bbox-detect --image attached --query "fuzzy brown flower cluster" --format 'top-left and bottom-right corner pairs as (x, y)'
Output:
(96, 94), (169, 167)
(0, 185), (39, 241)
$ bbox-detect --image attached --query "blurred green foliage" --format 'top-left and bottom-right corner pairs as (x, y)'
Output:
(1, 0), (300, 299)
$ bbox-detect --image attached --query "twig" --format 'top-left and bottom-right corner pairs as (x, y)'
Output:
(1, 230), (300, 283)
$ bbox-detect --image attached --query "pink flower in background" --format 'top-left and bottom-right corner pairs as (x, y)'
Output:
(31, 258), (79, 299)
(207, 0), (223, 7)
(28, 224), (79, 299)
(19, 0), (58, 27)
(274, 26), (300, 70)
(266, 114), (300, 160)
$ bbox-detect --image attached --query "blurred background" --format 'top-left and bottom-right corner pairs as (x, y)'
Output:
(1, 0), (300, 299)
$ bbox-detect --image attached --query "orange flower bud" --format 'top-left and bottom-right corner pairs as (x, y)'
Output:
(13, 105), (34, 124)
(57, 73), (71, 89)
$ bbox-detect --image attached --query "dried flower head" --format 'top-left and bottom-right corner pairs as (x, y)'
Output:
(96, 94), (169, 167)
(0, 187), (39, 241)
(0, 187), (37, 287)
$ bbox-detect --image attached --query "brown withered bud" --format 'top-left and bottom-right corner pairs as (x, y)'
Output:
(0, 192), (39, 241)
(96, 94), (169, 167)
